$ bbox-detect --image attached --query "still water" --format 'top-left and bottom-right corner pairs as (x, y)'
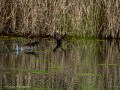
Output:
(0, 37), (120, 90)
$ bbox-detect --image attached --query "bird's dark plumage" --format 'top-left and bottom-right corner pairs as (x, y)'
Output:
(54, 32), (61, 40)
(54, 32), (66, 40)
(54, 32), (66, 44)
(53, 32), (66, 52)
(23, 41), (39, 47)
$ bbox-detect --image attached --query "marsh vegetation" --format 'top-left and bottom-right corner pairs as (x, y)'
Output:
(0, 0), (119, 38)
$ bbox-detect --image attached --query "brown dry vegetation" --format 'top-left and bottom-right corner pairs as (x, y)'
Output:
(98, 0), (120, 39)
(0, 0), (119, 38)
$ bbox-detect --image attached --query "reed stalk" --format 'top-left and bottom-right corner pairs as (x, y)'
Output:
(0, 0), (119, 38)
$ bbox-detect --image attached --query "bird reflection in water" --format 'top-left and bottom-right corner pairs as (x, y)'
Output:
(53, 43), (65, 52)
(24, 51), (39, 56)
(23, 41), (39, 49)
(23, 41), (39, 56)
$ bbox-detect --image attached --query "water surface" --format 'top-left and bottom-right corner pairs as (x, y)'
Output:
(0, 37), (120, 90)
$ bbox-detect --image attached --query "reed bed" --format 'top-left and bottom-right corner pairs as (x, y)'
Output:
(97, 0), (120, 38)
(0, 0), (119, 38)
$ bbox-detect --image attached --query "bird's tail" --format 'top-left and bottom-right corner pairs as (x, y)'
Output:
(61, 33), (66, 39)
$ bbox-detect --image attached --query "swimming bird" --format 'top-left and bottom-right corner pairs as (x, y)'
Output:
(23, 41), (39, 48)
(54, 31), (66, 46)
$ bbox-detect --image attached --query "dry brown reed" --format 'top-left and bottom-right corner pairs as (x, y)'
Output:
(97, 0), (120, 38)
(0, 0), (119, 38)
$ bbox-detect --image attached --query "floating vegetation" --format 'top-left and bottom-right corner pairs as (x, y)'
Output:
(2, 68), (53, 75)
(4, 37), (27, 40)
(61, 46), (70, 49)
(0, 86), (3, 89)
(31, 71), (53, 74)
(18, 53), (22, 55)
(79, 39), (89, 42)
(35, 54), (39, 57)
(43, 38), (48, 39)
(71, 38), (76, 41)
(1, 72), (11, 74)
(98, 64), (119, 66)
(49, 67), (65, 70)
(114, 53), (118, 54)
(15, 69), (53, 74)
(76, 73), (102, 76)
(9, 86), (31, 89)
(0, 35), (7, 38)
(96, 39), (105, 41)
(0, 39), (7, 40)
(8, 86), (53, 90)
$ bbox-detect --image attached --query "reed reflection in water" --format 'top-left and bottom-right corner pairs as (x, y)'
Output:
(0, 39), (120, 90)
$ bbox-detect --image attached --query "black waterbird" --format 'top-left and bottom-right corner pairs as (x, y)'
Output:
(54, 31), (66, 46)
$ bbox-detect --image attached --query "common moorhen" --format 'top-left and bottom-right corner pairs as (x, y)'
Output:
(54, 32), (66, 46)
